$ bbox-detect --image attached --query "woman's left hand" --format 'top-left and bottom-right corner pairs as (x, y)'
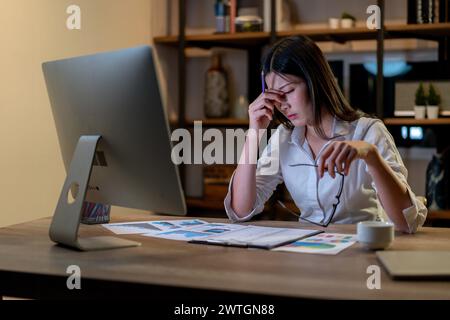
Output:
(317, 141), (377, 178)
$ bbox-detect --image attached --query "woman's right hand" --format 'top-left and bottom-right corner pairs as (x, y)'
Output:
(248, 91), (285, 131)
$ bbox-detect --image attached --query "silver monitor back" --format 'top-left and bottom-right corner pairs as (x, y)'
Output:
(42, 46), (186, 217)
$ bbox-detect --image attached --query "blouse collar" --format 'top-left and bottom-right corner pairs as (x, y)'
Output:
(288, 117), (352, 147)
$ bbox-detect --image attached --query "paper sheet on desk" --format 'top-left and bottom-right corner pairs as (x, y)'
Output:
(102, 219), (208, 235)
(142, 222), (247, 241)
(272, 233), (357, 255)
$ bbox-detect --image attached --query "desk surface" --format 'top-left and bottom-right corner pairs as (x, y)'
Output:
(1, 213), (450, 300)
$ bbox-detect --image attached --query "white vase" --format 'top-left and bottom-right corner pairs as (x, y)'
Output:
(329, 18), (340, 29)
(427, 105), (439, 119)
(414, 105), (426, 119)
(232, 95), (249, 120)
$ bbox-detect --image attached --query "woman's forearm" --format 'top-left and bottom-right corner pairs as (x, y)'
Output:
(230, 130), (261, 217)
(365, 149), (412, 233)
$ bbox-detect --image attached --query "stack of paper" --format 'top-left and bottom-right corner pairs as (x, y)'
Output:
(191, 225), (322, 249)
(103, 219), (321, 249)
(103, 220), (356, 254)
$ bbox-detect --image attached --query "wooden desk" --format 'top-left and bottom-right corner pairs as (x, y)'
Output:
(1, 213), (450, 300)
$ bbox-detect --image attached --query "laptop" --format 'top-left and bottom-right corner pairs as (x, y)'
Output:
(377, 251), (450, 280)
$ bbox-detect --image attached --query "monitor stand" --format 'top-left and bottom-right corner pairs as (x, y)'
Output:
(49, 135), (141, 251)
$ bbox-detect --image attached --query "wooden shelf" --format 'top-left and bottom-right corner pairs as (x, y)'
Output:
(291, 23), (450, 41)
(427, 210), (450, 221)
(384, 118), (450, 125)
(186, 197), (226, 211)
(172, 117), (450, 127)
(186, 183), (229, 211)
(154, 31), (270, 48)
(387, 23), (450, 39)
(278, 26), (377, 42)
(154, 23), (450, 48)
(170, 118), (249, 127)
(190, 118), (249, 126)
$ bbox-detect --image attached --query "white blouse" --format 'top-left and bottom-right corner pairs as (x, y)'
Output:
(224, 117), (428, 233)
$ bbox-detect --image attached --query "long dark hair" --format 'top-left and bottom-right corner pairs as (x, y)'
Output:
(262, 36), (364, 139)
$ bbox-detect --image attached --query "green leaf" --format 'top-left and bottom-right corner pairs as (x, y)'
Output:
(415, 82), (427, 106)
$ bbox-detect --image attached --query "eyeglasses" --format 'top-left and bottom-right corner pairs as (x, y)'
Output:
(276, 163), (345, 227)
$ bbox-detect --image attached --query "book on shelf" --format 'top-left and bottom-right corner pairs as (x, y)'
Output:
(230, 0), (237, 33)
(264, 0), (291, 32)
(264, 0), (271, 32)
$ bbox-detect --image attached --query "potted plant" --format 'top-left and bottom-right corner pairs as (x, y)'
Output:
(414, 82), (427, 119)
(341, 12), (356, 28)
(427, 83), (441, 119)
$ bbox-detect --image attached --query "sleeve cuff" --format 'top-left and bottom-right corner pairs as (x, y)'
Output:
(401, 187), (428, 234)
(223, 171), (264, 223)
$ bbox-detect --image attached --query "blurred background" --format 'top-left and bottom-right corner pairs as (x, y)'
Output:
(1, 0), (450, 228)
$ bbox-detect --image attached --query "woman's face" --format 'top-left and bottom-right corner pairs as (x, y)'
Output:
(265, 72), (313, 127)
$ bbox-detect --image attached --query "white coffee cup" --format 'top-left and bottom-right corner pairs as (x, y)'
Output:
(357, 221), (394, 250)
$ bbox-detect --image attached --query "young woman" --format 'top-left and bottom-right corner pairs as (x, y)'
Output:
(224, 36), (427, 233)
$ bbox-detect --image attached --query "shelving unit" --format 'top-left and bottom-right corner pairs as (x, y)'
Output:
(156, 0), (450, 213)
(384, 117), (450, 125)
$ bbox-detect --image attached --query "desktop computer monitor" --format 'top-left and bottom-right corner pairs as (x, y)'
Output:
(42, 46), (186, 251)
